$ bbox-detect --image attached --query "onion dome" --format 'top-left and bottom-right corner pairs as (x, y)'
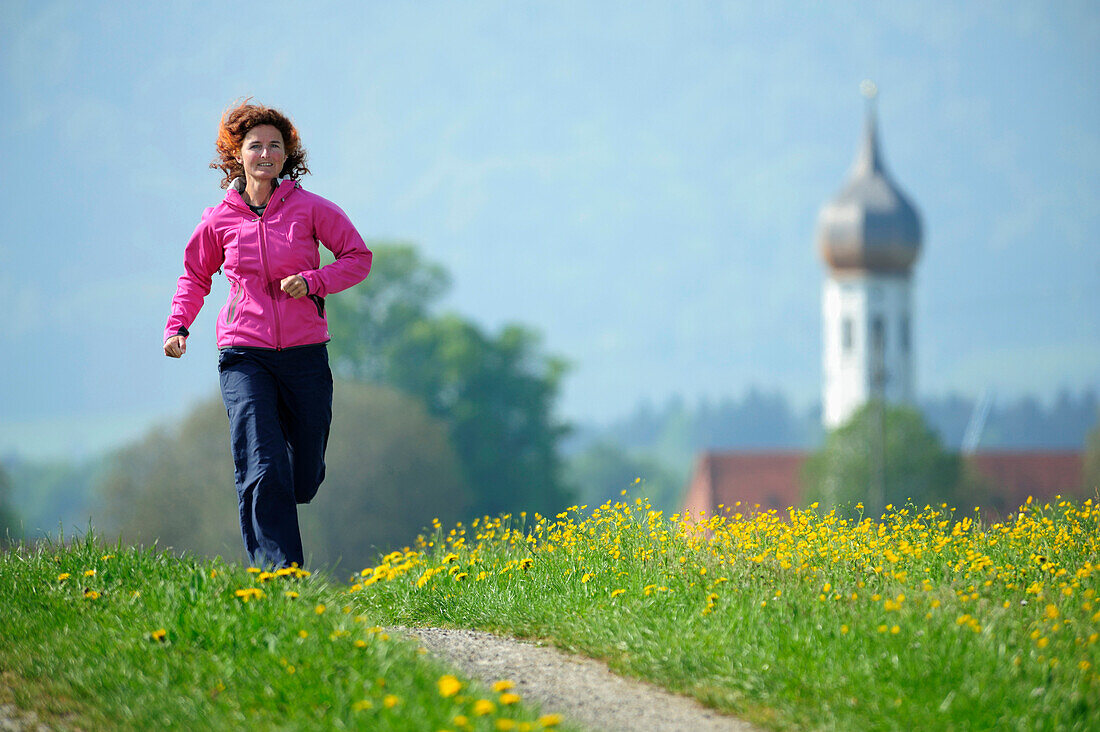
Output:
(818, 93), (922, 274)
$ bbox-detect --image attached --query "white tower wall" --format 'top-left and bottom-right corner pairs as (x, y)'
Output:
(822, 273), (914, 429)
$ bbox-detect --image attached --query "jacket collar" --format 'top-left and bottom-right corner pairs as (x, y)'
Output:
(225, 178), (298, 216)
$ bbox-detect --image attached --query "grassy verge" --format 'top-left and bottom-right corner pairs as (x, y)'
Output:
(350, 494), (1100, 731)
(0, 533), (571, 731)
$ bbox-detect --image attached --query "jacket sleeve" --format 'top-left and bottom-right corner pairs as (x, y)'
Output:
(163, 213), (224, 343)
(298, 198), (372, 298)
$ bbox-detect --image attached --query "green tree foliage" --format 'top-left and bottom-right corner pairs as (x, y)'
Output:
(5, 457), (101, 539)
(566, 441), (686, 513)
(1084, 414), (1100, 495)
(801, 401), (977, 518)
(99, 382), (467, 575)
(0, 463), (18, 545)
(302, 382), (467, 577)
(326, 243), (572, 519)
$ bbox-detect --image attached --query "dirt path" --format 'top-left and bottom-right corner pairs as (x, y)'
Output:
(399, 627), (764, 732)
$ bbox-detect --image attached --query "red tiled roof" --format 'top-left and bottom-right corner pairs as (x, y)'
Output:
(683, 449), (1088, 517)
(682, 451), (806, 517)
(964, 451), (1085, 512)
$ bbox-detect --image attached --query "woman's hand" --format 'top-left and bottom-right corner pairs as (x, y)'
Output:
(280, 274), (308, 299)
(164, 335), (187, 358)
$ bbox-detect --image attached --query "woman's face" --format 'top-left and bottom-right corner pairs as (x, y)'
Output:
(238, 124), (286, 185)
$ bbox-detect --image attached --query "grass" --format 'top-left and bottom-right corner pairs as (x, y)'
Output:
(0, 533), (571, 731)
(3, 494), (1098, 731)
(349, 492), (1100, 731)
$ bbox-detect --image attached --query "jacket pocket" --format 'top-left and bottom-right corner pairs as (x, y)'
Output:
(308, 294), (326, 318)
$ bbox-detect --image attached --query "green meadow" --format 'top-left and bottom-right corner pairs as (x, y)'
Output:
(2, 493), (1098, 731)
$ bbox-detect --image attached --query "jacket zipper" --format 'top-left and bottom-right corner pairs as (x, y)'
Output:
(254, 202), (283, 349)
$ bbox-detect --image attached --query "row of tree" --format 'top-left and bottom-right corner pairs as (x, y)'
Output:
(591, 387), (1100, 467)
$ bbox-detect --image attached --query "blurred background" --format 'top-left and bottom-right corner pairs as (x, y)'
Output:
(1, 1), (1097, 575)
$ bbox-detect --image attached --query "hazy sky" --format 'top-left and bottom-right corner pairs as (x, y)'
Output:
(1, 1), (1097, 458)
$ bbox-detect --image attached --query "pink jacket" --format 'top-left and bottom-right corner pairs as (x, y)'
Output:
(165, 179), (372, 350)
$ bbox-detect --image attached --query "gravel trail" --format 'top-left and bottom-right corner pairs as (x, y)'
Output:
(399, 627), (763, 732)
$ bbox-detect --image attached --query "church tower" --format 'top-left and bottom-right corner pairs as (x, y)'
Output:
(818, 83), (923, 429)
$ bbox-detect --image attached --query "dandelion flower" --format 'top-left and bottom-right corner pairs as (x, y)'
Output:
(351, 700), (373, 712)
(499, 692), (521, 705)
(473, 699), (496, 716)
(383, 694), (400, 708)
(438, 675), (462, 697)
(84, 569), (96, 577)
(537, 713), (563, 727)
(84, 589), (100, 600)
(57, 573), (71, 581)
(610, 589), (625, 598)
(149, 628), (167, 642)
(315, 603), (326, 614)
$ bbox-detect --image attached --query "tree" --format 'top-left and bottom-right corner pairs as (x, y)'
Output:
(1085, 414), (1100, 496)
(0, 463), (18, 546)
(302, 382), (467, 576)
(801, 401), (969, 518)
(326, 243), (573, 519)
(326, 243), (450, 383)
(99, 382), (467, 574)
(565, 441), (685, 513)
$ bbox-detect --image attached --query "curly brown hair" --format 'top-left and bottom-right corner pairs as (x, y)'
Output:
(210, 99), (310, 189)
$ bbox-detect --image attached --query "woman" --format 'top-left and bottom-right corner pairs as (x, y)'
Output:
(164, 101), (372, 568)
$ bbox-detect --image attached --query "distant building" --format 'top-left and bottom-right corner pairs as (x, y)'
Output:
(682, 450), (1084, 519)
(682, 88), (1086, 518)
(818, 89), (922, 429)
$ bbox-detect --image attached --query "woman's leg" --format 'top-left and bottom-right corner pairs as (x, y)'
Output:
(219, 348), (305, 568)
(274, 344), (333, 506)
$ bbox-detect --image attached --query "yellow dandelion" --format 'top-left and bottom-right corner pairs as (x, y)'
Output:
(299, 630), (309, 639)
(438, 675), (462, 698)
(473, 699), (496, 716)
(537, 713), (563, 727)
(149, 628), (167, 642)
(84, 569), (96, 577)
(315, 603), (326, 614)
(57, 573), (71, 581)
(841, 625), (849, 634)
(285, 591), (299, 599)
(492, 680), (515, 692)
(499, 692), (521, 705)
(352, 700), (373, 712)
(383, 694), (400, 708)
(84, 589), (100, 600)
(610, 588), (626, 598)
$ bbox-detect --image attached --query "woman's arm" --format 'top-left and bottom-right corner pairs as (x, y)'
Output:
(297, 198), (372, 298)
(163, 214), (224, 355)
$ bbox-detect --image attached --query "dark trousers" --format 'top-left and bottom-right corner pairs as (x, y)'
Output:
(218, 344), (333, 568)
